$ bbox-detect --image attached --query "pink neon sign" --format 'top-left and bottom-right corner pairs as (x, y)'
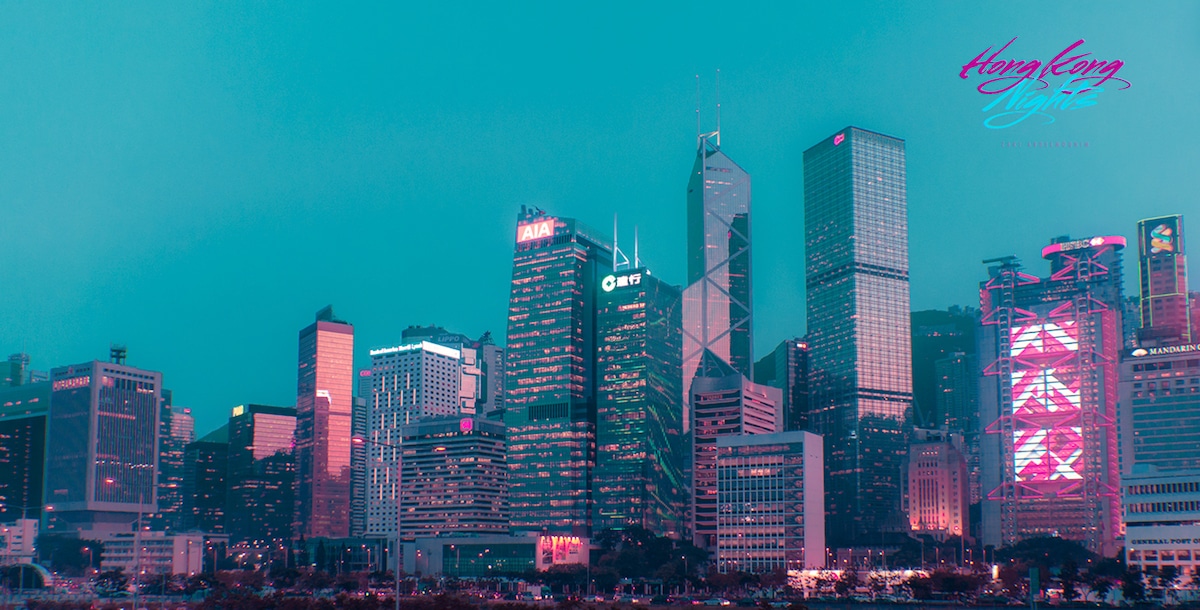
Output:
(1008, 320), (1086, 484)
(517, 219), (554, 243)
(833, 133), (845, 146)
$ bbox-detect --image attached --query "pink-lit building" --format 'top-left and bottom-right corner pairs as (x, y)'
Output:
(979, 236), (1124, 556)
(906, 429), (968, 541)
(294, 305), (355, 539)
(1137, 215), (1191, 345)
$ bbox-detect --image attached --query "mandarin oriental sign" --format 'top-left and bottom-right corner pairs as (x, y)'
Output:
(516, 219), (554, 243)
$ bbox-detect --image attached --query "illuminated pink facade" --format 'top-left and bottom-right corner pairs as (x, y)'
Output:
(979, 236), (1123, 556)
(294, 306), (355, 539)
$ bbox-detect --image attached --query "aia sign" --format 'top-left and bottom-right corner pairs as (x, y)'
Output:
(517, 219), (554, 243)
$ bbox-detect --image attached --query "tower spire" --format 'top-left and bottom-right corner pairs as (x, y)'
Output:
(715, 68), (721, 148)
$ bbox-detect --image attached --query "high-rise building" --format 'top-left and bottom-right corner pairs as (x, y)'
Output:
(366, 341), (463, 538)
(226, 404), (296, 545)
(979, 235), (1125, 555)
(754, 339), (810, 432)
(804, 127), (913, 547)
(1119, 344), (1200, 475)
(716, 431), (824, 573)
(691, 371), (781, 548)
(504, 207), (612, 536)
(183, 425), (228, 533)
(401, 326), (506, 417)
(911, 308), (978, 429)
(5, 354), (30, 388)
(156, 399), (194, 532)
(0, 381), (49, 522)
(682, 134), (753, 425)
(906, 429), (968, 541)
(397, 416), (508, 540)
(44, 356), (161, 534)
(350, 370), (371, 538)
(294, 305), (355, 539)
(593, 267), (686, 537)
(1137, 215), (1191, 345)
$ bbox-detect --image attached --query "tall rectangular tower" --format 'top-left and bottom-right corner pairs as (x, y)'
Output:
(1137, 215), (1191, 345)
(504, 208), (612, 535)
(294, 305), (355, 539)
(804, 127), (913, 547)
(682, 135), (753, 419)
(44, 358), (162, 534)
(227, 404), (296, 545)
(593, 267), (686, 537)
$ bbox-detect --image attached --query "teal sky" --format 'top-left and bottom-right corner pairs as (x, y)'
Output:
(3, 2), (1197, 436)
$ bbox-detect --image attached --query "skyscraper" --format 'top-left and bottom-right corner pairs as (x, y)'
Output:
(0, 380), (49, 522)
(400, 326), (506, 417)
(397, 416), (508, 540)
(505, 207), (612, 535)
(44, 355), (162, 534)
(978, 235), (1125, 555)
(156, 401), (194, 532)
(804, 127), (913, 547)
(183, 425), (228, 533)
(1137, 215), (1191, 345)
(691, 371), (781, 547)
(350, 370), (371, 538)
(294, 305), (355, 539)
(682, 134), (753, 423)
(754, 339), (810, 432)
(227, 404), (296, 545)
(366, 341), (463, 538)
(593, 267), (686, 537)
(911, 308), (978, 429)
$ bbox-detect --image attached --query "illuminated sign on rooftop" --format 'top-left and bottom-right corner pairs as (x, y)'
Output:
(516, 219), (554, 243)
(1040, 235), (1126, 258)
(369, 341), (461, 359)
(1129, 344), (1200, 357)
(601, 272), (643, 292)
(833, 133), (845, 146)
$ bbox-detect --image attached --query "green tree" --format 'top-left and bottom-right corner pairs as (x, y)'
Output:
(1120, 569), (1145, 602)
(834, 567), (860, 598)
(1087, 576), (1113, 603)
(94, 569), (129, 597)
(1059, 560), (1081, 602)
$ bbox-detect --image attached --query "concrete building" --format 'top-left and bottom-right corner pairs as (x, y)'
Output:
(100, 531), (227, 576)
(1123, 466), (1200, 578)
(906, 430), (968, 541)
(715, 431), (824, 572)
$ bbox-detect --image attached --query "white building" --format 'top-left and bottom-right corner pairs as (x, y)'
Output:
(0, 519), (38, 562)
(99, 531), (227, 576)
(1124, 466), (1200, 578)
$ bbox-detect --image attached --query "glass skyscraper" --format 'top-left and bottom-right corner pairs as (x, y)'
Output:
(1137, 214), (1191, 345)
(294, 305), (355, 539)
(227, 404), (296, 545)
(682, 134), (753, 425)
(505, 207), (612, 535)
(804, 126), (913, 547)
(593, 267), (686, 537)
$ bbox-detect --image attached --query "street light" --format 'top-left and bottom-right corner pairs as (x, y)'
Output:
(352, 435), (402, 610)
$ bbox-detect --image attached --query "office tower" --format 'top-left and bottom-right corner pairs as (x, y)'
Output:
(183, 425), (228, 533)
(692, 371), (781, 547)
(979, 235), (1125, 555)
(682, 134), (753, 422)
(906, 429), (968, 541)
(1122, 467), (1200, 577)
(396, 416), (508, 540)
(1137, 215), (1191, 345)
(44, 353), (161, 534)
(593, 267), (686, 537)
(401, 326), (506, 417)
(1123, 296), (1142, 349)
(156, 398), (194, 532)
(5, 353), (30, 387)
(716, 431), (824, 573)
(1192, 292), (1200, 339)
(934, 352), (981, 506)
(754, 339), (810, 431)
(227, 405), (296, 544)
(1120, 344), (1200, 475)
(351, 370), (370, 538)
(804, 127), (913, 547)
(912, 308), (978, 429)
(294, 305), (354, 539)
(505, 207), (612, 535)
(366, 341), (463, 538)
(0, 381), (50, 522)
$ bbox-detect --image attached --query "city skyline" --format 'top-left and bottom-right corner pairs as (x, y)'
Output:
(3, 2), (1199, 437)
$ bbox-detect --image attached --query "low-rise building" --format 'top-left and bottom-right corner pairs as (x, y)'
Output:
(1124, 466), (1200, 578)
(99, 531), (228, 576)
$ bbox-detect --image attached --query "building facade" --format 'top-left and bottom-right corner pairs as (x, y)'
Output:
(978, 236), (1124, 555)
(156, 401), (194, 531)
(226, 404), (296, 545)
(934, 351), (982, 507)
(397, 416), (508, 540)
(504, 208), (612, 535)
(183, 425), (228, 533)
(692, 372), (780, 547)
(1123, 466), (1200, 578)
(44, 357), (162, 534)
(593, 267), (686, 537)
(682, 134), (754, 426)
(400, 326), (506, 417)
(716, 431), (824, 573)
(294, 305), (355, 539)
(754, 339), (810, 432)
(1137, 215), (1191, 345)
(1119, 344), (1200, 475)
(906, 430), (968, 541)
(804, 126), (913, 547)
(0, 381), (49, 523)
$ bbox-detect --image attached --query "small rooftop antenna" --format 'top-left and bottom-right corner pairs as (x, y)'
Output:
(613, 214), (631, 271)
(715, 68), (721, 148)
(634, 225), (641, 269)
